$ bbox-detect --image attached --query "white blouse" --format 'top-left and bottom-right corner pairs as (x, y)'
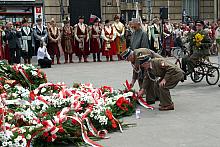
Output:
(37, 46), (51, 60)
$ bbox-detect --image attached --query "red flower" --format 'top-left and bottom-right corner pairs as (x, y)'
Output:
(29, 91), (35, 100)
(112, 122), (117, 128)
(58, 126), (65, 133)
(71, 119), (78, 125)
(43, 132), (49, 137)
(116, 97), (131, 111)
(52, 134), (57, 140)
(105, 109), (113, 120)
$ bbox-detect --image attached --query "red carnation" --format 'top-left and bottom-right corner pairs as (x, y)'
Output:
(43, 132), (49, 137)
(29, 91), (35, 100)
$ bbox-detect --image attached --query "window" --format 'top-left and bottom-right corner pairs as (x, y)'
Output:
(182, 0), (199, 20)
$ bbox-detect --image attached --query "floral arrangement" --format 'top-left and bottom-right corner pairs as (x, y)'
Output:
(0, 62), (154, 147)
(188, 31), (211, 54)
(0, 61), (47, 90)
(193, 33), (204, 47)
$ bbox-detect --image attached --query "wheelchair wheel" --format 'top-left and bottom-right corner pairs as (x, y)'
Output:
(190, 65), (204, 83)
(206, 66), (219, 85)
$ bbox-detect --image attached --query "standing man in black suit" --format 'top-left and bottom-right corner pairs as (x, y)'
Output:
(5, 22), (22, 64)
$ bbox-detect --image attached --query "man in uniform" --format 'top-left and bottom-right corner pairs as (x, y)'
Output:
(121, 48), (162, 104)
(137, 55), (184, 111)
(129, 18), (149, 50)
(182, 20), (211, 79)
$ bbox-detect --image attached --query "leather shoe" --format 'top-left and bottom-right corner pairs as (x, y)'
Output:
(159, 103), (174, 111)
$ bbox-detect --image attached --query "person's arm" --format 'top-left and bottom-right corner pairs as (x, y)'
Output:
(45, 47), (52, 60)
(5, 30), (14, 40)
(111, 27), (117, 41)
(101, 28), (108, 41)
(74, 25), (81, 42)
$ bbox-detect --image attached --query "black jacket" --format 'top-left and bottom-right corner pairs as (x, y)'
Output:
(5, 29), (22, 49)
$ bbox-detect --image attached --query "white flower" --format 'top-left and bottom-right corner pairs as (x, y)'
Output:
(11, 93), (18, 98)
(41, 88), (46, 93)
(2, 141), (7, 146)
(31, 71), (38, 76)
(7, 141), (12, 146)
(26, 134), (31, 140)
(17, 135), (23, 141)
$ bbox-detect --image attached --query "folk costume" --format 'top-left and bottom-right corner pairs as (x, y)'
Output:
(112, 15), (126, 60)
(20, 18), (34, 64)
(163, 21), (174, 56)
(101, 20), (117, 61)
(90, 18), (102, 62)
(74, 16), (90, 62)
(150, 18), (161, 53)
(48, 18), (61, 64)
(61, 17), (74, 63)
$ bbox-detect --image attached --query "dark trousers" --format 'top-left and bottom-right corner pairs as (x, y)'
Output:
(9, 48), (21, 65)
(38, 58), (52, 68)
(93, 53), (101, 61)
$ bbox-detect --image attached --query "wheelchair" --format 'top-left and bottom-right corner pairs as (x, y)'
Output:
(190, 57), (219, 85)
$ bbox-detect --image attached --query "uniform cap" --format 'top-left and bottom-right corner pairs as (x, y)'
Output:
(195, 20), (204, 26)
(137, 55), (151, 65)
(120, 49), (133, 60)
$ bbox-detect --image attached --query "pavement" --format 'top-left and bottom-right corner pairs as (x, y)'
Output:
(40, 55), (220, 147)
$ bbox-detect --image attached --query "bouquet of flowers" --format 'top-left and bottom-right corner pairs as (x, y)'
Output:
(193, 33), (205, 47)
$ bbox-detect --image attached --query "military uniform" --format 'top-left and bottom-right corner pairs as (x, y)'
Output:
(141, 58), (184, 109)
(182, 29), (211, 74)
(121, 48), (162, 103)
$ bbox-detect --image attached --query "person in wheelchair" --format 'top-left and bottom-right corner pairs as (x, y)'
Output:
(181, 20), (211, 80)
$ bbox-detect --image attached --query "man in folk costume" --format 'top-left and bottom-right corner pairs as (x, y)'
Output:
(150, 17), (161, 53)
(33, 17), (48, 55)
(20, 18), (34, 64)
(61, 17), (74, 63)
(101, 19), (117, 62)
(90, 18), (102, 62)
(112, 15), (126, 61)
(74, 16), (90, 63)
(48, 18), (61, 64)
(162, 19), (174, 57)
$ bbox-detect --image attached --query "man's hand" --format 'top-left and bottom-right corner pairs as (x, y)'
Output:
(159, 79), (166, 87)
(137, 89), (145, 97)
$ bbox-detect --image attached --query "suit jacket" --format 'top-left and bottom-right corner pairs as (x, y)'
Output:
(5, 29), (22, 49)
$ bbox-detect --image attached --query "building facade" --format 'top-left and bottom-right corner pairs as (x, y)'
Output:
(0, 0), (43, 24)
(1, 0), (220, 25)
(102, 0), (220, 22)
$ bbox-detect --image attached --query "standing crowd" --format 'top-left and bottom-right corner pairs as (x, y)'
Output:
(0, 15), (220, 67)
(1, 15), (220, 111)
